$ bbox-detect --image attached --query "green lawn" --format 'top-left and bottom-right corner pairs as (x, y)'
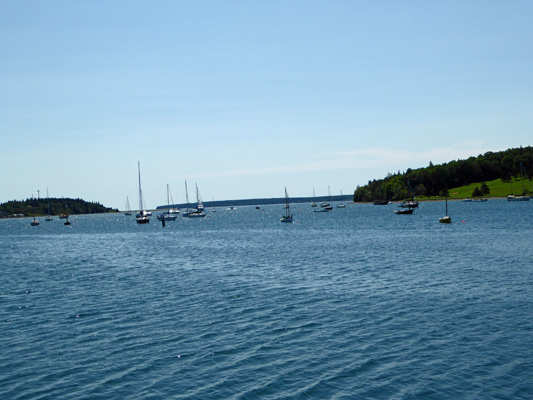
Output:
(422, 178), (533, 200)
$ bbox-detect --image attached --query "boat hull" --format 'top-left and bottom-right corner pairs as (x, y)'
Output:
(507, 196), (530, 201)
(394, 209), (414, 214)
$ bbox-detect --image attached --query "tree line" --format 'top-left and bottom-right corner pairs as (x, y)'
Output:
(353, 146), (533, 202)
(0, 197), (118, 217)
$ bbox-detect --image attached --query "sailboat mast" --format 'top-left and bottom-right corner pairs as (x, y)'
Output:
(138, 161), (144, 212)
(285, 187), (290, 216)
(46, 188), (50, 215)
(185, 180), (190, 211)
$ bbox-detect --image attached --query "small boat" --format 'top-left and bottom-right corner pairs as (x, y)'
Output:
(394, 208), (414, 215)
(439, 194), (451, 223)
(373, 200), (389, 205)
(399, 200), (419, 208)
(136, 161), (150, 224)
(280, 187), (293, 223)
(31, 216), (40, 226)
(472, 198), (488, 202)
(507, 195), (530, 202)
(462, 198), (472, 203)
(64, 215), (71, 226)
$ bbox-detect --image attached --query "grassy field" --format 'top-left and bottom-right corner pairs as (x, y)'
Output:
(422, 178), (533, 200)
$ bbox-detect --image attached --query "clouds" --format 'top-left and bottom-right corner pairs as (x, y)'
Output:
(181, 143), (493, 180)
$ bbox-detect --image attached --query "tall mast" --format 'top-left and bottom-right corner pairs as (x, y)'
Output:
(185, 180), (190, 211)
(285, 187), (290, 216)
(138, 161), (144, 212)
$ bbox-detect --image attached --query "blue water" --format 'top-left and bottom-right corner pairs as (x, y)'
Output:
(1, 200), (532, 399)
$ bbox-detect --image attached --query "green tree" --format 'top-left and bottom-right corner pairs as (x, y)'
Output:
(480, 182), (490, 195)
(472, 186), (482, 197)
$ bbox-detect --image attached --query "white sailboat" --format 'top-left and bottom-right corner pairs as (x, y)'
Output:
(136, 161), (150, 224)
(320, 185), (333, 210)
(124, 196), (132, 216)
(439, 193), (451, 223)
(507, 168), (530, 201)
(183, 182), (206, 218)
(311, 188), (317, 207)
(280, 187), (293, 223)
(337, 191), (346, 208)
(157, 184), (178, 221)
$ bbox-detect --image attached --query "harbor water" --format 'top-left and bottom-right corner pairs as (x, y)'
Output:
(1, 199), (532, 399)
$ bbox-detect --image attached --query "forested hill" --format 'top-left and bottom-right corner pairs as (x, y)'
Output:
(0, 198), (118, 217)
(353, 146), (533, 202)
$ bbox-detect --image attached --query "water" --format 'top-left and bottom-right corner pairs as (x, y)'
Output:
(1, 200), (532, 399)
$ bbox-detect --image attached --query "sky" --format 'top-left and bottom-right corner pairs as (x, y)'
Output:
(1, 1), (532, 210)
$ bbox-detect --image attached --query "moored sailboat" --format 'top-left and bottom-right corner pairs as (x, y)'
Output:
(320, 186), (333, 210)
(337, 191), (346, 208)
(183, 182), (206, 218)
(124, 196), (132, 216)
(439, 193), (451, 223)
(311, 188), (317, 207)
(280, 187), (293, 223)
(157, 184), (178, 221)
(45, 188), (53, 221)
(136, 161), (150, 224)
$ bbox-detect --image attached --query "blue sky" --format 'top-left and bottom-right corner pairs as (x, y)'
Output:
(1, 1), (532, 209)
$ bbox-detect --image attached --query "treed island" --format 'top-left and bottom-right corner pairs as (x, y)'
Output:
(0, 198), (117, 218)
(354, 146), (533, 202)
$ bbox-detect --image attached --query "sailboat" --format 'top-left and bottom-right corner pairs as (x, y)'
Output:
(399, 180), (419, 208)
(311, 188), (317, 207)
(507, 167), (530, 201)
(183, 182), (206, 218)
(136, 161), (150, 224)
(63, 204), (71, 225)
(280, 187), (293, 223)
(337, 191), (346, 208)
(157, 185), (178, 221)
(320, 186), (333, 210)
(31, 215), (40, 226)
(439, 193), (451, 223)
(45, 188), (53, 221)
(124, 196), (132, 216)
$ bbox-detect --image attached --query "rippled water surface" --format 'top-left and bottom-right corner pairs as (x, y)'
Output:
(1, 200), (532, 399)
